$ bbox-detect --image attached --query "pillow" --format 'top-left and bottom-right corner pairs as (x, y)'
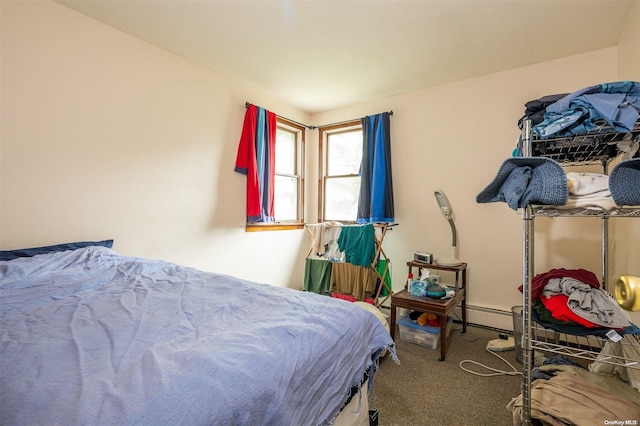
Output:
(0, 239), (114, 261)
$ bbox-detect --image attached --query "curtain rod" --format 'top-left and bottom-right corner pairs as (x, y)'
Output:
(245, 102), (393, 130)
(245, 102), (315, 129)
(319, 111), (393, 129)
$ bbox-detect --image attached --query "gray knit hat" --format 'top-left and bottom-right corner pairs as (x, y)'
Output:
(609, 158), (640, 206)
(476, 157), (568, 210)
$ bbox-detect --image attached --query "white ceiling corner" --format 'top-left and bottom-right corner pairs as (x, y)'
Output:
(55, 0), (635, 113)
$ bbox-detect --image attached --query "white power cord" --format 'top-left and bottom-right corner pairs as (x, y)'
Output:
(459, 347), (523, 377)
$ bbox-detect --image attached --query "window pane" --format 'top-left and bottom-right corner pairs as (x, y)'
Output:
(276, 128), (295, 175)
(274, 175), (298, 221)
(327, 130), (362, 176)
(325, 176), (360, 220)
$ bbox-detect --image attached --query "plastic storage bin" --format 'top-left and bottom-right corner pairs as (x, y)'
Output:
(398, 313), (452, 349)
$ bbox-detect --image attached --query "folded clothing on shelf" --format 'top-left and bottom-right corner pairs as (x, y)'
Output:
(609, 158), (640, 206)
(476, 157), (568, 210)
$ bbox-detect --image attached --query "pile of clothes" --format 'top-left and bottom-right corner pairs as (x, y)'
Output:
(520, 80), (640, 139)
(519, 268), (634, 335)
(564, 171), (615, 210)
(509, 269), (640, 424)
(508, 360), (640, 425)
(476, 157), (640, 210)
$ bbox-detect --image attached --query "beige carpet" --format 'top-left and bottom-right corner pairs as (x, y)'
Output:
(372, 323), (523, 426)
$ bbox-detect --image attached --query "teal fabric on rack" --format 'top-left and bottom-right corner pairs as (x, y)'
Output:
(337, 224), (376, 267)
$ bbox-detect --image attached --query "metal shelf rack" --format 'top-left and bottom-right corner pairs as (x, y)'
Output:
(519, 117), (640, 424)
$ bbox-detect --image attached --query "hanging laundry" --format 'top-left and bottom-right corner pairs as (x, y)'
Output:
(303, 258), (333, 295)
(306, 221), (343, 260)
(337, 223), (376, 267)
(329, 262), (378, 301)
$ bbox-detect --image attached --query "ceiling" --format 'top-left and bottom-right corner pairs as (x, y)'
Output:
(56, 0), (635, 113)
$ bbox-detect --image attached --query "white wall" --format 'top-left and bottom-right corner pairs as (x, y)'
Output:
(311, 49), (620, 328)
(613, 0), (640, 324)
(2, 1), (638, 329)
(613, 0), (640, 278)
(0, 0), (311, 287)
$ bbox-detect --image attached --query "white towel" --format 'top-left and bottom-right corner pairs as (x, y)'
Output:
(564, 191), (617, 211)
(307, 223), (325, 258)
(567, 172), (609, 195)
(307, 221), (343, 259)
(562, 172), (616, 210)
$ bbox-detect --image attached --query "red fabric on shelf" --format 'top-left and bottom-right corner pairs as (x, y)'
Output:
(540, 294), (601, 328)
(519, 268), (601, 301)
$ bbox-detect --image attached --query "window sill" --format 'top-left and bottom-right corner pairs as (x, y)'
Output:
(245, 223), (305, 232)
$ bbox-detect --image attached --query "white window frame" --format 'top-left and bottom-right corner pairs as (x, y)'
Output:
(318, 120), (362, 223)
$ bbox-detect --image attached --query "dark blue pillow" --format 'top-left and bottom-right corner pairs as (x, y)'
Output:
(0, 239), (114, 261)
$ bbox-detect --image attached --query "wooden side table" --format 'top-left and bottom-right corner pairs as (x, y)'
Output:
(390, 261), (467, 361)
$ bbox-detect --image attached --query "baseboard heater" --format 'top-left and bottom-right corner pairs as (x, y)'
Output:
(456, 304), (514, 333)
(466, 304), (512, 317)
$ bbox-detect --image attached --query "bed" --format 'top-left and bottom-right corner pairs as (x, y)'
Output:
(0, 242), (397, 425)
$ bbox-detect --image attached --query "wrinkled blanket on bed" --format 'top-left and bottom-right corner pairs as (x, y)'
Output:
(0, 246), (396, 425)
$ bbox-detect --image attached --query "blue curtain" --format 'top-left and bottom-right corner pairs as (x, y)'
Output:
(357, 112), (394, 223)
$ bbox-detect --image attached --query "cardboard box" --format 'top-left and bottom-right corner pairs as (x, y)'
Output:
(398, 313), (452, 349)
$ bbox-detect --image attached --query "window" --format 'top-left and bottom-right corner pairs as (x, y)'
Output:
(318, 121), (362, 222)
(247, 118), (305, 231)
